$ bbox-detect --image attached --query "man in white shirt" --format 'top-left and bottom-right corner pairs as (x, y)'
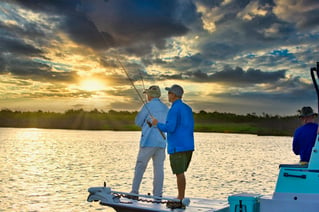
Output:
(130, 85), (169, 198)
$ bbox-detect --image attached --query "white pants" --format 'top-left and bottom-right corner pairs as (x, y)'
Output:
(131, 147), (166, 197)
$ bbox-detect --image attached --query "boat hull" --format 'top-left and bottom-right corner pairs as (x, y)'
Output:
(87, 186), (229, 212)
(100, 198), (230, 212)
(260, 194), (319, 212)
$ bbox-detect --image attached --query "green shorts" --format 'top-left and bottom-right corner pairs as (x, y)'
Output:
(169, 151), (193, 174)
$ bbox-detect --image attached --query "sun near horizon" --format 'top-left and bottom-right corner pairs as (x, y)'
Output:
(78, 78), (107, 92)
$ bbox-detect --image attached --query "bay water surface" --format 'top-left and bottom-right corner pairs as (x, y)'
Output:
(0, 128), (298, 211)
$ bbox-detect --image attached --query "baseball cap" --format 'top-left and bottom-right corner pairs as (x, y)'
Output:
(165, 84), (184, 97)
(143, 85), (161, 98)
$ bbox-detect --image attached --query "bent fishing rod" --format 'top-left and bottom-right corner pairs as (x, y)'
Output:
(95, 28), (166, 139)
(116, 59), (166, 140)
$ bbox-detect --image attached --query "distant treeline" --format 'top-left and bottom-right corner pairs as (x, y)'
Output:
(0, 109), (300, 136)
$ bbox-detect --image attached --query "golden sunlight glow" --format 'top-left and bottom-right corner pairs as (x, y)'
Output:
(15, 128), (42, 141)
(79, 78), (106, 91)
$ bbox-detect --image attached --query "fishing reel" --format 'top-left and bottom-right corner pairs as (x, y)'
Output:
(147, 120), (152, 127)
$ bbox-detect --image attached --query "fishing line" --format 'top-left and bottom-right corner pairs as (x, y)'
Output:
(138, 69), (147, 102)
(117, 59), (148, 108)
(92, 22), (166, 139)
(139, 70), (145, 90)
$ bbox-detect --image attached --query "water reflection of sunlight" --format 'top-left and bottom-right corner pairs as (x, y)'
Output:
(15, 128), (43, 141)
(10, 128), (56, 211)
(1, 128), (296, 211)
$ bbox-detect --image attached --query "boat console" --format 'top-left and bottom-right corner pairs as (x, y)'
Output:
(259, 134), (319, 212)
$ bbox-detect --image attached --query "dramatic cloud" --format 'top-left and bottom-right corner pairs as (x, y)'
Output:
(0, 0), (319, 115)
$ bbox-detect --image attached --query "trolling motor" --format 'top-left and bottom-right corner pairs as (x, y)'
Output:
(310, 62), (319, 113)
(308, 62), (319, 169)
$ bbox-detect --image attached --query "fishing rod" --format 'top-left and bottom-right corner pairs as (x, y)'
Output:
(95, 27), (166, 139)
(116, 59), (166, 139)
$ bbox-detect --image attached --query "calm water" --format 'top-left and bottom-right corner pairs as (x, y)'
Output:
(0, 128), (298, 212)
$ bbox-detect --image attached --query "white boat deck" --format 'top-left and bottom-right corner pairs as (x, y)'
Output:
(101, 196), (230, 212)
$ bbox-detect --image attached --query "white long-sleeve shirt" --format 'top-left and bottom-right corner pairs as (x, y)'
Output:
(135, 98), (169, 148)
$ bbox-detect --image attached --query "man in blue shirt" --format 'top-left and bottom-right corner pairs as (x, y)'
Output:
(293, 106), (318, 165)
(130, 85), (169, 198)
(152, 84), (194, 209)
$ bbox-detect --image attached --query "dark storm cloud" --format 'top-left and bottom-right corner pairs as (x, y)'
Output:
(196, 0), (296, 60)
(300, 8), (319, 29)
(273, 0), (319, 30)
(0, 35), (43, 56)
(208, 66), (286, 84)
(153, 66), (285, 85)
(83, 0), (190, 39)
(61, 14), (107, 50)
(214, 83), (315, 105)
(2, 57), (77, 82)
(5, 0), (107, 50)
(3, 0), (195, 59)
(190, 75), (315, 115)
(0, 57), (4, 71)
(149, 55), (286, 85)
(79, 0), (193, 55)
(8, 0), (192, 52)
(7, 0), (80, 14)
(144, 53), (214, 75)
(196, 0), (224, 7)
(0, 19), (44, 56)
(0, 17), (48, 44)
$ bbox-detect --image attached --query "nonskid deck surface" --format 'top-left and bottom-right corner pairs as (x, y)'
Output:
(103, 196), (229, 212)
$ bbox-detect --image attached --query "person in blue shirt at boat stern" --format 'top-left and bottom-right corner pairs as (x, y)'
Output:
(293, 106), (318, 165)
(151, 84), (194, 209)
(130, 85), (169, 199)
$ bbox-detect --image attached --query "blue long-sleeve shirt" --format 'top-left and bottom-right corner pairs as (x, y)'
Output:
(135, 98), (169, 148)
(292, 122), (318, 162)
(157, 99), (194, 154)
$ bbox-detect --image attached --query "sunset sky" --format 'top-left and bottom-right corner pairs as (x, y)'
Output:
(1, 0), (319, 115)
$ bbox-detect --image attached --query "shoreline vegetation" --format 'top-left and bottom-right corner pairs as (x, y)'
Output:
(0, 109), (300, 136)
